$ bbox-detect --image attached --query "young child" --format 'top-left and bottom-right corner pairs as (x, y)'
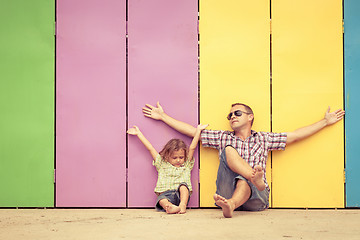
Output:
(127, 124), (208, 214)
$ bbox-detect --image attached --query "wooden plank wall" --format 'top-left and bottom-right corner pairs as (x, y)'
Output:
(1, 0), (359, 208)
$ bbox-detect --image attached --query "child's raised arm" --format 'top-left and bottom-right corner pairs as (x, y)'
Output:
(127, 125), (158, 160)
(188, 124), (208, 160)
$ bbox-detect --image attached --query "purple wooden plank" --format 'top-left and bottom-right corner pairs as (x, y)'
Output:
(128, 0), (199, 207)
(56, 0), (126, 207)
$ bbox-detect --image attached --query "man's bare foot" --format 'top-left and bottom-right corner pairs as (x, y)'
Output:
(179, 203), (187, 214)
(250, 165), (265, 191)
(164, 204), (181, 214)
(213, 194), (235, 218)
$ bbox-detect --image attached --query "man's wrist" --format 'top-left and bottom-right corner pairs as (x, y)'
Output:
(321, 118), (329, 127)
(160, 112), (168, 122)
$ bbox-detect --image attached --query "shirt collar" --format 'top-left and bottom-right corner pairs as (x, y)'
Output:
(230, 129), (258, 140)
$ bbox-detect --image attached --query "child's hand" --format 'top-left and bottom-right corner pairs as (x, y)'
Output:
(188, 123), (209, 155)
(127, 125), (141, 135)
(197, 124), (209, 131)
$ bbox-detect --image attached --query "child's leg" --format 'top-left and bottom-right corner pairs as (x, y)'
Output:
(225, 146), (265, 191)
(158, 198), (181, 214)
(178, 185), (190, 214)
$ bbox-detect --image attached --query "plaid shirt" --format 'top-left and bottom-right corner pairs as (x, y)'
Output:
(153, 154), (194, 193)
(201, 129), (287, 191)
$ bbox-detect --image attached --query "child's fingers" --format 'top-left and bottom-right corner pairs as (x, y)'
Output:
(127, 126), (139, 135)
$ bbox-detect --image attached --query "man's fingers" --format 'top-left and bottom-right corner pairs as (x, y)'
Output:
(333, 109), (345, 119)
(335, 109), (345, 115)
(142, 107), (151, 113)
(145, 104), (154, 109)
(337, 112), (345, 119)
(143, 111), (151, 117)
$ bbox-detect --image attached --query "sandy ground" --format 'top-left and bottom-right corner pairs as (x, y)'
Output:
(0, 208), (359, 240)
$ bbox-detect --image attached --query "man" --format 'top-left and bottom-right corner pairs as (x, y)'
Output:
(142, 102), (345, 218)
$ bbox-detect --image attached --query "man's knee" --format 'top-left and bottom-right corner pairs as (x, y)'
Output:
(225, 145), (236, 152)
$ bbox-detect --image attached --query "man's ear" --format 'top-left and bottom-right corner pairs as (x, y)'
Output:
(248, 114), (254, 122)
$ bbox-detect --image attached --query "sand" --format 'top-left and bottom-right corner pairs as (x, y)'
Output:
(1, 208), (359, 240)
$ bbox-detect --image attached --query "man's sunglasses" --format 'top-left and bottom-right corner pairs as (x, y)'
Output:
(227, 110), (252, 120)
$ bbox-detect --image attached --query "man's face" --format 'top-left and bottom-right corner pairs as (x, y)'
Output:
(228, 105), (253, 131)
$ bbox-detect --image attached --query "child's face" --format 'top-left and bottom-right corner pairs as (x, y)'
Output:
(167, 149), (186, 167)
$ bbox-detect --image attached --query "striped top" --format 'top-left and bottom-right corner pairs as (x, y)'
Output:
(153, 154), (194, 193)
(200, 129), (287, 191)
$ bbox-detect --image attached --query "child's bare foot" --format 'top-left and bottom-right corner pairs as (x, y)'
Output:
(213, 194), (235, 218)
(165, 204), (181, 214)
(179, 203), (187, 214)
(250, 165), (265, 191)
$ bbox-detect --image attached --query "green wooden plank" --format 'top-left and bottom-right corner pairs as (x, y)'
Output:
(0, 0), (54, 207)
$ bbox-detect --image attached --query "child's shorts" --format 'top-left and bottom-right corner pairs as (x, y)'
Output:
(155, 183), (190, 211)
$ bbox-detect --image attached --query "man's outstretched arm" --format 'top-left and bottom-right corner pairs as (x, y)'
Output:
(142, 102), (197, 137)
(286, 107), (345, 145)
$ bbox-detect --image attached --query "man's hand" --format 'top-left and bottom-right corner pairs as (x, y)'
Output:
(324, 107), (345, 126)
(142, 101), (197, 137)
(127, 125), (141, 136)
(143, 102), (164, 120)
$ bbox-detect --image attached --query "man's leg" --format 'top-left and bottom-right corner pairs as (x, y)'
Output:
(225, 146), (265, 191)
(214, 180), (251, 218)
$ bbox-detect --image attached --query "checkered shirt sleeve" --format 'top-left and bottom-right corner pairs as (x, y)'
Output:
(264, 132), (287, 151)
(200, 129), (223, 150)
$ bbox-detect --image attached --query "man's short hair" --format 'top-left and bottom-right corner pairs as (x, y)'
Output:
(231, 103), (254, 126)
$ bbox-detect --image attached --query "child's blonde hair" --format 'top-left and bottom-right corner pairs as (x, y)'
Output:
(159, 139), (188, 162)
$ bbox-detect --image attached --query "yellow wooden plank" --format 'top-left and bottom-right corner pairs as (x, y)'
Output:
(272, 0), (344, 208)
(199, 0), (270, 207)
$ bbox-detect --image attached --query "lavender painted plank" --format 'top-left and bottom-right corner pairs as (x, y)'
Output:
(128, 0), (199, 207)
(56, 0), (126, 207)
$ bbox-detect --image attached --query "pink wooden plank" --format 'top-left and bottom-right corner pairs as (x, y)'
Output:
(56, 0), (126, 207)
(128, 0), (199, 207)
